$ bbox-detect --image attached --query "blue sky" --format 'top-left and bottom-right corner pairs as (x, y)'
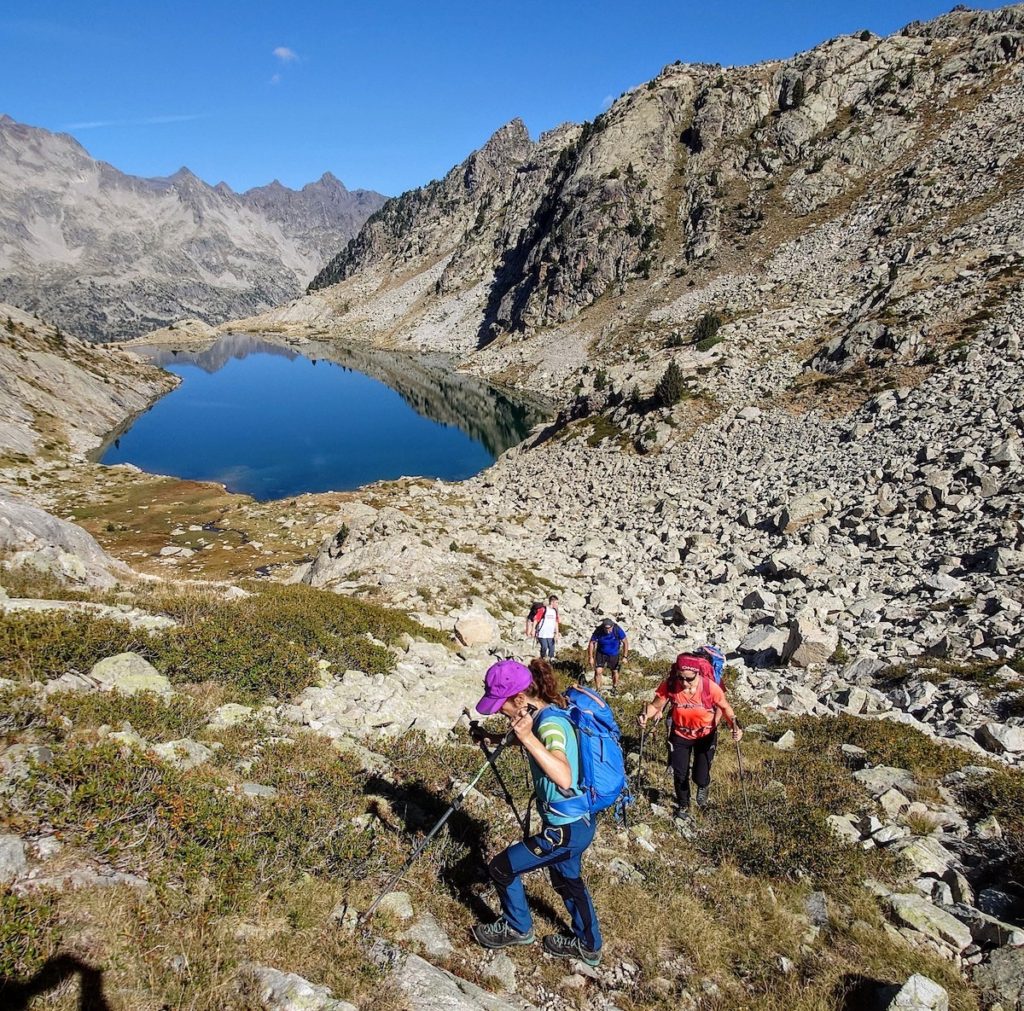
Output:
(1, 1), (1009, 196)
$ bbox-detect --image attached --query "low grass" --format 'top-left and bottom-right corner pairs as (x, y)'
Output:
(2, 681), (986, 1010)
(0, 582), (449, 701)
(877, 655), (1023, 695)
(0, 891), (59, 982)
(777, 714), (976, 781)
(0, 583), (992, 1009)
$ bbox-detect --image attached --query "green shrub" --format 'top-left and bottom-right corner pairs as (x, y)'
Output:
(45, 689), (208, 741)
(779, 714), (973, 781)
(1, 583), (448, 701)
(0, 891), (59, 980)
(593, 368), (608, 392)
(693, 312), (723, 345)
(24, 740), (379, 909)
(655, 360), (686, 408)
(0, 611), (156, 682)
(697, 791), (875, 883)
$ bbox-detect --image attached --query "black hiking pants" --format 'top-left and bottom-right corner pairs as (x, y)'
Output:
(668, 729), (717, 808)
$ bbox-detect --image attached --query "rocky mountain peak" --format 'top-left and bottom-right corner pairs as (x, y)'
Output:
(0, 115), (387, 340)
(479, 116), (532, 159)
(302, 2), (1024, 350)
(309, 170), (347, 192)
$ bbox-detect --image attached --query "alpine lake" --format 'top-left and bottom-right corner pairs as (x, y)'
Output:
(99, 334), (548, 500)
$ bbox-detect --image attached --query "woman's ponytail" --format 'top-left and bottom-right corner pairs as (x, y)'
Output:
(528, 658), (568, 708)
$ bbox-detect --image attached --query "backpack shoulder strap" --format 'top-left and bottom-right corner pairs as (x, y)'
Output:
(701, 676), (715, 711)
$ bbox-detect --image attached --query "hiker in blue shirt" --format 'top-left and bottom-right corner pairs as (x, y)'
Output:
(588, 618), (628, 693)
(468, 658), (603, 966)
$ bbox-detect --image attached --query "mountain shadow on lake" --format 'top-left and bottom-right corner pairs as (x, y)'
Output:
(307, 340), (547, 459)
(102, 334), (548, 500)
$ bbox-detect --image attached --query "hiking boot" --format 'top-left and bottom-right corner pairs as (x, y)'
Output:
(673, 807), (695, 837)
(542, 932), (601, 967)
(471, 919), (535, 949)
(696, 786), (711, 809)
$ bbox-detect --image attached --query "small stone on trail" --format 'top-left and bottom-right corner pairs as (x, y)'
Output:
(377, 890), (414, 921)
(886, 972), (949, 1011)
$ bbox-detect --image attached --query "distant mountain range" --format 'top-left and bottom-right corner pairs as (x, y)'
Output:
(0, 115), (385, 341)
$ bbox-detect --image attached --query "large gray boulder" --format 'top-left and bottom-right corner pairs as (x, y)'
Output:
(0, 491), (129, 588)
(976, 722), (1024, 754)
(784, 609), (838, 668)
(454, 608), (499, 647)
(89, 653), (173, 696)
(778, 490), (834, 533)
(394, 952), (535, 1010)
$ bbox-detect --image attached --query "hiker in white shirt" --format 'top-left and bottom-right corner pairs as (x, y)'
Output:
(534, 594), (560, 659)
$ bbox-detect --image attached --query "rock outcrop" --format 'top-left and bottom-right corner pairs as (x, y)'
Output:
(0, 489), (131, 588)
(233, 5), (1024, 409)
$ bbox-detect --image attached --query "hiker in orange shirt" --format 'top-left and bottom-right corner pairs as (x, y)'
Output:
(638, 653), (741, 821)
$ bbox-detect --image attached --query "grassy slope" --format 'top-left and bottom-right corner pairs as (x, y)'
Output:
(1, 578), (1010, 1009)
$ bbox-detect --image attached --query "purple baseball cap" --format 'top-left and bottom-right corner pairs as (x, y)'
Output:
(476, 659), (532, 715)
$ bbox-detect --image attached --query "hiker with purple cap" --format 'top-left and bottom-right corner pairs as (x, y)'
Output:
(468, 658), (603, 967)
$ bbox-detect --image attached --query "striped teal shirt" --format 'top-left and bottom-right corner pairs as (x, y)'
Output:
(529, 709), (582, 826)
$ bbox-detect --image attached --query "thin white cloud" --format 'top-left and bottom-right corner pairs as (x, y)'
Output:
(269, 73), (282, 86)
(63, 113), (206, 130)
(273, 46), (298, 62)
(601, 95), (615, 111)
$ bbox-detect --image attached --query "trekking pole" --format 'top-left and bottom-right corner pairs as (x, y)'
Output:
(637, 722), (648, 800)
(733, 734), (753, 830)
(360, 729), (517, 924)
(463, 708), (530, 838)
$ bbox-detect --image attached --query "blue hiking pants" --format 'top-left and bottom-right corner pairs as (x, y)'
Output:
(538, 637), (556, 659)
(487, 817), (602, 951)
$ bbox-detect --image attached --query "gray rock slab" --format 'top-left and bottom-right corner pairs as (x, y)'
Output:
(853, 766), (917, 798)
(394, 952), (536, 1010)
(151, 738), (214, 771)
(887, 893), (973, 951)
(241, 963), (356, 1011)
(0, 834), (28, 884)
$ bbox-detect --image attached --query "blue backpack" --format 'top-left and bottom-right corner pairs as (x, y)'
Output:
(546, 686), (631, 821)
(699, 645), (726, 685)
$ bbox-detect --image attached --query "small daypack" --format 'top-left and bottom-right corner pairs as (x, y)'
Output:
(546, 686), (631, 821)
(698, 644), (726, 684)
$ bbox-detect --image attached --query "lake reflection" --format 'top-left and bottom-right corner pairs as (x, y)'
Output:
(101, 334), (546, 500)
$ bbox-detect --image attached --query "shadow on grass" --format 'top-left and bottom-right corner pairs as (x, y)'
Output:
(362, 776), (569, 931)
(833, 973), (900, 1011)
(0, 954), (111, 1010)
